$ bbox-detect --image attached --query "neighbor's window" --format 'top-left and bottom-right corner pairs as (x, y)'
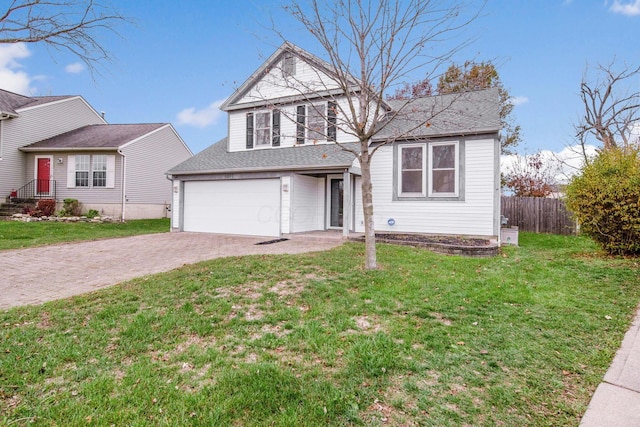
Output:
(429, 142), (458, 196)
(68, 154), (114, 189)
(399, 144), (425, 196)
(75, 155), (90, 187)
(92, 155), (107, 187)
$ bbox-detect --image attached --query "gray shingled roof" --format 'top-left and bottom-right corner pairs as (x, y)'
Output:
(170, 88), (500, 176)
(169, 138), (359, 175)
(20, 123), (167, 151)
(375, 88), (501, 141)
(0, 88), (75, 116)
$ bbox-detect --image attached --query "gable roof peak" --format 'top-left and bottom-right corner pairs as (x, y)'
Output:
(220, 41), (360, 112)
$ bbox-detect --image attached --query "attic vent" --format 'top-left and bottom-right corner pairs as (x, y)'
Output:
(282, 53), (295, 76)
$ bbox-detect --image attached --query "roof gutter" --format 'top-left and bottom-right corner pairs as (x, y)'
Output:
(370, 128), (501, 144)
(0, 112), (16, 120)
(19, 147), (120, 152)
(168, 162), (357, 176)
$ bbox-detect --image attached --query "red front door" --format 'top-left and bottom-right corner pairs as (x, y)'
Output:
(37, 158), (51, 194)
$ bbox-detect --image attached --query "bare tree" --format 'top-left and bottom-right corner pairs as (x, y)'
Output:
(0, 0), (127, 72)
(576, 60), (640, 154)
(270, 0), (482, 269)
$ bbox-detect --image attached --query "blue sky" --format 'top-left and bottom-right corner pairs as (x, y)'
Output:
(1, 0), (639, 157)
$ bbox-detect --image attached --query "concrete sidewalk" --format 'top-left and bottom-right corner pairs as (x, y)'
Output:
(580, 305), (640, 426)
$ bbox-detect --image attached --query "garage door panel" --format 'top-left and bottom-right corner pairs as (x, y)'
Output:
(184, 179), (281, 237)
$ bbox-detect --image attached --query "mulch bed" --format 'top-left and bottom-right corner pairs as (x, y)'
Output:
(352, 233), (499, 258)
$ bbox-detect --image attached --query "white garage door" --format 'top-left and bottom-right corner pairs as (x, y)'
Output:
(183, 179), (281, 237)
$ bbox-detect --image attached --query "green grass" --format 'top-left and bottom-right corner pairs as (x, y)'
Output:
(1, 233), (638, 425)
(0, 218), (170, 250)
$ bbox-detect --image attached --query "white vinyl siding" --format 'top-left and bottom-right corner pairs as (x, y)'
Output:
(354, 176), (364, 233)
(0, 97), (104, 198)
(227, 97), (359, 152)
(183, 179), (281, 237)
(281, 176), (291, 234)
(291, 174), (324, 232)
(371, 140), (496, 237)
(237, 56), (342, 105)
(171, 180), (181, 229)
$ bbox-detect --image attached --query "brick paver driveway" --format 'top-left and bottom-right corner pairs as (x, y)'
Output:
(0, 232), (343, 310)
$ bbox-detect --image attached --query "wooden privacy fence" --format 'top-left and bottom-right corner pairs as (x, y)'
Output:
(501, 196), (577, 235)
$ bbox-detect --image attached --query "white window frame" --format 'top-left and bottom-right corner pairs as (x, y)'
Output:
(92, 155), (108, 187)
(398, 143), (426, 197)
(75, 154), (90, 188)
(254, 110), (272, 147)
(428, 141), (459, 197)
(307, 104), (326, 142)
(67, 154), (115, 189)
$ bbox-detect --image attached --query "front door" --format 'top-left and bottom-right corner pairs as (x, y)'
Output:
(36, 157), (51, 194)
(330, 179), (343, 228)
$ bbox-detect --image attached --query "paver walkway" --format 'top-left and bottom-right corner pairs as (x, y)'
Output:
(0, 232), (343, 309)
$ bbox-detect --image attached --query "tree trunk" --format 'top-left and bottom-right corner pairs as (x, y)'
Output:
(359, 147), (377, 269)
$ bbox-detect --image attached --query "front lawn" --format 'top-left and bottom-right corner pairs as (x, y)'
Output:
(0, 218), (170, 250)
(1, 233), (638, 425)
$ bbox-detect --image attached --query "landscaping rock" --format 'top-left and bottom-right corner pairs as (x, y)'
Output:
(10, 213), (117, 223)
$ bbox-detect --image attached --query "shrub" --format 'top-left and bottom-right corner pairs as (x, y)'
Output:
(565, 147), (640, 255)
(85, 209), (100, 219)
(36, 199), (57, 217)
(61, 198), (82, 216)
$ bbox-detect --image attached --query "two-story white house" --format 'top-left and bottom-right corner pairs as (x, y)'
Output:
(167, 42), (501, 239)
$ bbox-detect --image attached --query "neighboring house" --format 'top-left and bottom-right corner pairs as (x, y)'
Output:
(0, 89), (192, 219)
(167, 42), (501, 239)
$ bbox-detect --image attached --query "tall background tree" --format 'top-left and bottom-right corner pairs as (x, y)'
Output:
(566, 59), (640, 256)
(280, 0), (482, 269)
(390, 60), (521, 154)
(575, 60), (640, 156)
(0, 0), (127, 73)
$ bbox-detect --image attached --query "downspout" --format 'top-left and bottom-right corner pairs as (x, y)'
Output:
(118, 149), (126, 221)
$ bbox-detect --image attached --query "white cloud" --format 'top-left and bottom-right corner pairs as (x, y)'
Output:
(509, 96), (529, 106)
(0, 42), (33, 94)
(177, 99), (225, 128)
(65, 62), (85, 74)
(610, 0), (640, 16)
(501, 144), (598, 184)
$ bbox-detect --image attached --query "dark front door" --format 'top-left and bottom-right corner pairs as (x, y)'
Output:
(330, 179), (343, 228)
(37, 158), (51, 194)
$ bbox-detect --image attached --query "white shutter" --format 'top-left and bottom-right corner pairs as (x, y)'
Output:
(106, 155), (115, 188)
(67, 155), (76, 188)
